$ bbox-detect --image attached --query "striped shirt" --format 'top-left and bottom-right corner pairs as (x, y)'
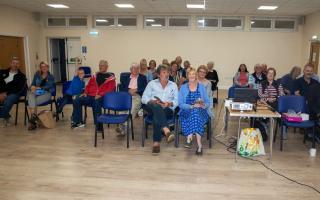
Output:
(258, 81), (284, 102)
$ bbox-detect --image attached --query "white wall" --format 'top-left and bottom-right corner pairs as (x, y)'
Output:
(0, 5), (41, 82)
(38, 15), (304, 88)
(301, 11), (320, 75)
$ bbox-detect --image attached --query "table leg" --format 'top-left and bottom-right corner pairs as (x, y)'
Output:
(269, 117), (274, 164)
(224, 107), (229, 132)
(235, 117), (242, 162)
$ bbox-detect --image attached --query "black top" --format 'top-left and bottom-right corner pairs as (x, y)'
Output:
(0, 68), (26, 95)
(294, 77), (318, 97)
(205, 70), (219, 90)
(307, 82), (320, 119)
(96, 72), (112, 86)
(252, 72), (266, 85)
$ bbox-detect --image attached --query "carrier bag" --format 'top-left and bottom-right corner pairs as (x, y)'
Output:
(237, 128), (265, 157)
(37, 110), (56, 129)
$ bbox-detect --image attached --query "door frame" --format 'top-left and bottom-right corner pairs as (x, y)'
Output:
(0, 33), (31, 84)
(47, 36), (81, 81)
(309, 41), (320, 74)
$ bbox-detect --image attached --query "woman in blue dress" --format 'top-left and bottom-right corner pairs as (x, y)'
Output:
(179, 67), (212, 155)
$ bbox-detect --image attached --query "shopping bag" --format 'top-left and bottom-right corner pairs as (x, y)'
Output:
(37, 110), (56, 129)
(237, 128), (265, 157)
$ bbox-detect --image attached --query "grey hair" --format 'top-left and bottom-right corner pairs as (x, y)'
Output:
(130, 62), (139, 70)
(254, 63), (261, 69)
(207, 61), (214, 66)
(99, 60), (108, 66)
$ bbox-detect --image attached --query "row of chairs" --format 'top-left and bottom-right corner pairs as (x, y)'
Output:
(228, 86), (318, 151)
(94, 92), (213, 149)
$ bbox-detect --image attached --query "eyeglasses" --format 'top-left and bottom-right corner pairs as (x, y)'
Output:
(198, 70), (206, 74)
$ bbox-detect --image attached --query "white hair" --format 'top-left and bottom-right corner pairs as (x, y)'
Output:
(130, 62), (139, 70)
(207, 61), (214, 66)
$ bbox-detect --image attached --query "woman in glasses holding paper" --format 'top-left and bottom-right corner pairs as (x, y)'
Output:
(178, 67), (212, 155)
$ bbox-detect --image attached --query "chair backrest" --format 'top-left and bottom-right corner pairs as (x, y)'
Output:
(120, 72), (131, 83)
(278, 95), (307, 113)
(228, 86), (236, 98)
(62, 81), (72, 95)
(20, 84), (28, 97)
(79, 66), (92, 78)
(102, 92), (132, 111)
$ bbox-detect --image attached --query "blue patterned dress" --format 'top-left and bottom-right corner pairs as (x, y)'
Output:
(180, 85), (209, 136)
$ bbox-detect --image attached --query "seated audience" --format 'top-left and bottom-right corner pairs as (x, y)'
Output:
(182, 60), (191, 78)
(0, 57), (26, 127)
(233, 64), (250, 88)
(197, 65), (212, 103)
(28, 61), (55, 130)
(162, 59), (170, 66)
(280, 66), (301, 95)
(139, 58), (149, 77)
(170, 61), (183, 87)
(294, 63), (318, 97)
(117, 63), (147, 135)
(261, 63), (268, 76)
(56, 68), (86, 115)
(141, 65), (178, 154)
(251, 64), (266, 88)
(147, 59), (157, 82)
(206, 61), (219, 93)
(175, 56), (183, 71)
(258, 68), (284, 110)
(179, 67), (211, 155)
(71, 60), (116, 131)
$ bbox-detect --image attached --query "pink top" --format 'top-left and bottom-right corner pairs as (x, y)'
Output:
(128, 75), (138, 89)
(238, 72), (248, 86)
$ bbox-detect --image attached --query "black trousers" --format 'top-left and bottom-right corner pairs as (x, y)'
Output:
(144, 103), (173, 142)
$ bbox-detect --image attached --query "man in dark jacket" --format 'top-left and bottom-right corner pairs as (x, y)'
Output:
(0, 57), (26, 127)
(117, 62), (147, 135)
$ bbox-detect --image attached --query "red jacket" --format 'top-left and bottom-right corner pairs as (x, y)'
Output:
(84, 73), (116, 97)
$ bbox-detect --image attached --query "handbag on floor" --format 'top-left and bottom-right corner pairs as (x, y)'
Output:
(37, 110), (56, 129)
(237, 128), (265, 157)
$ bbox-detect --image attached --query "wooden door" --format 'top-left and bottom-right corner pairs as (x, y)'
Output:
(309, 41), (320, 74)
(0, 35), (25, 74)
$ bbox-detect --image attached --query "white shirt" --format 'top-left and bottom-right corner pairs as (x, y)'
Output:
(4, 71), (17, 84)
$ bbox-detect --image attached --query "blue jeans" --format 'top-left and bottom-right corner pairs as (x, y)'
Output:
(72, 95), (102, 128)
(0, 93), (20, 119)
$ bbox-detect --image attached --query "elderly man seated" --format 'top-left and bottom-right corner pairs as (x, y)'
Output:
(117, 62), (147, 135)
(71, 60), (116, 131)
(0, 57), (26, 127)
(141, 65), (179, 154)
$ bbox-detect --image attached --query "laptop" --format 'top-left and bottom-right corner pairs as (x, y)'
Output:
(234, 88), (258, 104)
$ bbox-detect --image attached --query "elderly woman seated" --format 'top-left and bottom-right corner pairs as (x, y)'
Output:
(233, 64), (250, 88)
(178, 67), (212, 155)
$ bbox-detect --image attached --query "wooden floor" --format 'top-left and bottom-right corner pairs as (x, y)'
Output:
(0, 90), (319, 200)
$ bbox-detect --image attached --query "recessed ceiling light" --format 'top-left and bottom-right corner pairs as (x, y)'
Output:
(258, 6), (278, 10)
(46, 4), (69, 8)
(151, 24), (162, 27)
(96, 19), (108, 22)
(187, 4), (205, 9)
(146, 19), (155, 22)
(115, 4), (134, 8)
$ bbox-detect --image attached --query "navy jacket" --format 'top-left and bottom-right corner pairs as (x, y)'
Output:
(119, 73), (147, 96)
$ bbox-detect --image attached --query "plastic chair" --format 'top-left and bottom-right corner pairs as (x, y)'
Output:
(96, 92), (133, 148)
(277, 96), (316, 151)
(228, 86), (236, 98)
(79, 66), (91, 78)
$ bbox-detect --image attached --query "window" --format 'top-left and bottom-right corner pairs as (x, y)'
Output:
(197, 17), (219, 28)
(94, 17), (115, 27)
(117, 17), (137, 27)
(221, 18), (243, 29)
(144, 16), (166, 28)
(250, 19), (272, 29)
(274, 20), (295, 30)
(47, 17), (66, 27)
(168, 17), (190, 28)
(68, 17), (87, 27)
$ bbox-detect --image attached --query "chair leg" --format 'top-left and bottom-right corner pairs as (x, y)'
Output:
(84, 106), (87, 124)
(274, 119), (279, 143)
(101, 124), (105, 139)
(312, 126), (316, 148)
(145, 124), (148, 139)
(107, 110), (110, 128)
(175, 119), (179, 148)
(131, 115), (134, 140)
(142, 120), (146, 147)
(24, 103), (28, 126)
(15, 103), (19, 126)
(127, 119), (130, 148)
(208, 119), (212, 148)
(280, 124), (284, 151)
(303, 129), (307, 144)
(94, 127), (97, 147)
(216, 89), (219, 103)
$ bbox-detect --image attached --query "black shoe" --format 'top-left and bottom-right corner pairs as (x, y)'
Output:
(195, 147), (203, 156)
(71, 123), (85, 129)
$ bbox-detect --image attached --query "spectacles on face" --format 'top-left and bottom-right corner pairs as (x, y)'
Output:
(198, 70), (206, 74)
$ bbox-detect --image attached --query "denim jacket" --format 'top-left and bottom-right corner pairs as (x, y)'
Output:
(31, 71), (55, 94)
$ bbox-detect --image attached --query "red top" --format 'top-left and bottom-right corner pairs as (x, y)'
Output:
(238, 72), (248, 86)
(84, 73), (116, 97)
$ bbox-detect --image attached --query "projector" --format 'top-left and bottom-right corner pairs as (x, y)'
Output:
(231, 102), (254, 111)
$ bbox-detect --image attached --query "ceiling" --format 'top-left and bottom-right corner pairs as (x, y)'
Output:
(1, 0), (320, 16)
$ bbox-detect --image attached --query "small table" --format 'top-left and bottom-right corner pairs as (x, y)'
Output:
(224, 105), (281, 162)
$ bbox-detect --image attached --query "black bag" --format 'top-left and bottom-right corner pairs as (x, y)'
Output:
(253, 120), (268, 142)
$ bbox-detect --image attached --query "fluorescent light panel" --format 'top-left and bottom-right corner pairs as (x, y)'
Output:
(258, 6), (278, 10)
(151, 24), (162, 27)
(187, 4), (205, 9)
(146, 19), (155, 22)
(115, 4), (134, 8)
(96, 19), (108, 22)
(46, 4), (69, 8)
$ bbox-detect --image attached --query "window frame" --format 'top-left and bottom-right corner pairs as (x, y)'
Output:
(220, 17), (244, 31)
(47, 16), (67, 28)
(249, 17), (273, 31)
(93, 16), (116, 28)
(143, 16), (167, 29)
(67, 16), (88, 28)
(167, 16), (191, 29)
(196, 16), (220, 30)
(116, 16), (138, 29)
(273, 18), (297, 32)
